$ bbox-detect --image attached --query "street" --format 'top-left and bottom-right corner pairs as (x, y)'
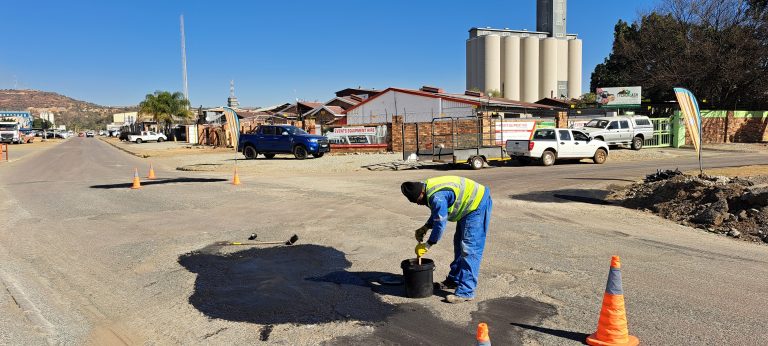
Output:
(1, 137), (767, 345)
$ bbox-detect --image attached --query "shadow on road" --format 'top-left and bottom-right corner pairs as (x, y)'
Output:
(510, 322), (589, 344)
(90, 177), (228, 189)
(510, 189), (612, 205)
(563, 177), (636, 182)
(307, 271), (408, 298)
(179, 243), (560, 344)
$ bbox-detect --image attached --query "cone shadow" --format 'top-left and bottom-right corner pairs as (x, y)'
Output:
(509, 322), (589, 344)
(90, 177), (228, 189)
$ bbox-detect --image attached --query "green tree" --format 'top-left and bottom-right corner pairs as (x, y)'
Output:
(591, 0), (768, 109)
(139, 91), (191, 133)
(32, 118), (53, 129)
(574, 93), (597, 108)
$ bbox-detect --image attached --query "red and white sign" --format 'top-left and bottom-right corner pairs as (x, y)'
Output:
(495, 121), (536, 144)
(332, 127), (376, 135)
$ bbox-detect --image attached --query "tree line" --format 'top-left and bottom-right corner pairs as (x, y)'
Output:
(591, 0), (768, 109)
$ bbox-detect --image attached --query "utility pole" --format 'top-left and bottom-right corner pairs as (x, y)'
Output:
(180, 14), (189, 107)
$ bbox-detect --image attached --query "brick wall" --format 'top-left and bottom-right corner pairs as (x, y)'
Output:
(686, 110), (768, 144)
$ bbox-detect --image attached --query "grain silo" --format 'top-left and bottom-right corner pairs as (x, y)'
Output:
(465, 0), (582, 102)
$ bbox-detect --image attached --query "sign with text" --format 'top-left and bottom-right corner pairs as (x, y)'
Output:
(596, 86), (642, 107)
(332, 127), (376, 135)
(495, 121), (536, 144)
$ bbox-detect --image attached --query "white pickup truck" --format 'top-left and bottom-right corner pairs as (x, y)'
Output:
(506, 128), (609, 166)
(128, 131), (167, 144)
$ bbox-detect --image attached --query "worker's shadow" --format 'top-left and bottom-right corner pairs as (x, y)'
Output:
(177, 244), (397, 325)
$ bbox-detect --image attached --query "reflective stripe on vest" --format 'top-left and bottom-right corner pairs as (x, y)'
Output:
(425, 176), (486, 222)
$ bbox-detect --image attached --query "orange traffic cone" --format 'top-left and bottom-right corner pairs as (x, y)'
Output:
(131, 168), (141, 189)
(476, 323), (491, 346)
(232, 166), (241, 185)
(586, 256), (639, 346)
(147, 163), (156, 179)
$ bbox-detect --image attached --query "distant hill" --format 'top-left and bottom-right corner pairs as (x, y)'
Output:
(0, 89), (136, 129)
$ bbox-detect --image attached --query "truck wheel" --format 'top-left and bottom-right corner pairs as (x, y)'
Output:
(293, 145), (308, 160)
(264, 153), (276, 159)
(470, 156), (484, 170)
(541, 151), (556, 166)
(312, 152), (324, 158)
(243, 145), (258, 159)
(135, 138), (142, 144)
(631, 136), (643, 150)
(593, 148), (608, 164)
(157, 137), (164, 143)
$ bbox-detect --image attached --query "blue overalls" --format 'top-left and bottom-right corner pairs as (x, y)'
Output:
(425, 189), (492, 298)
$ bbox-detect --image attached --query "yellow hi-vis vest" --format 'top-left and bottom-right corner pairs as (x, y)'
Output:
(425, 176), (486, 222)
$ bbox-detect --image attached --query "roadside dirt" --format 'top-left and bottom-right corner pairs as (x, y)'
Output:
(610, 170), (768, 243)
(685, 165), (768, 177)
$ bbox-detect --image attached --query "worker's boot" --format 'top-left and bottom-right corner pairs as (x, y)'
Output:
(434, 279), (458, 290)
(445, 294), (473, 304)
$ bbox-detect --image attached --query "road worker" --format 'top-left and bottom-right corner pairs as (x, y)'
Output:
(400, 175), (492, 303)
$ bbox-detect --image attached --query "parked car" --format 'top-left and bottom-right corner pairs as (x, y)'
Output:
(78, 132), (85, 137)
(44, 131), (67, 139)
(506, 128), (609, 166)
(576, 116), (654, 150)
(127, 131), (167, 143)
(86, 131), (95, 137)
(238, 125), (330, 160)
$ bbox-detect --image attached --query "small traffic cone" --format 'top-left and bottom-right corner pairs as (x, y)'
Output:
(147, 163), (156, 179)
(232, 166), (241, 185)
(476, 322), (491, 346)
(586, 256), (639, 346)
(131, 168), (141, 189)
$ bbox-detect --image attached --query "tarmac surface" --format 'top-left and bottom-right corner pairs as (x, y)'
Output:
(0, 137), (767, 344)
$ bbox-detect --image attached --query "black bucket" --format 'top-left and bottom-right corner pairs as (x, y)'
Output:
(400, 258), (435, 298)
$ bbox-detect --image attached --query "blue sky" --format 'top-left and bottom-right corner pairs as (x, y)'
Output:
(1, 1), (657, 107)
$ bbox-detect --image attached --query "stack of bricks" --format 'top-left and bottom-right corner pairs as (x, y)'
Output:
(392, 116), (487, 152)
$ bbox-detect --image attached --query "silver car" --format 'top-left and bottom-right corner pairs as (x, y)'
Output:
(577, 116), (654, 150)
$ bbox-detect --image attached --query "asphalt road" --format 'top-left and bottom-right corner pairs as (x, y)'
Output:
(1, 138), (766, 345)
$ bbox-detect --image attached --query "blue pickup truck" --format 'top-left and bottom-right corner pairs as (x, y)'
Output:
(238, 125), (330, 160)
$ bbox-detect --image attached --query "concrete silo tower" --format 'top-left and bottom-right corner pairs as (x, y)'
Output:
(465, 0), (582, 102)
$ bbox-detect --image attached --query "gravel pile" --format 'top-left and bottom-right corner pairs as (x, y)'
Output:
(610, 171), (768, 243)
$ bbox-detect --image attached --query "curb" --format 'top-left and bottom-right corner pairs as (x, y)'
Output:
(98, 137), (150, 158)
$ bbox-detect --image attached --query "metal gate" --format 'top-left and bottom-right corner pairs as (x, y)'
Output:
(644, 118), (672, 148)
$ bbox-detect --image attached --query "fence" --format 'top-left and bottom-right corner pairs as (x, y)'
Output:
(644, 118), (672, 148)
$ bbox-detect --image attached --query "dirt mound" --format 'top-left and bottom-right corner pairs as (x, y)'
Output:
(610, 170), (768, 243)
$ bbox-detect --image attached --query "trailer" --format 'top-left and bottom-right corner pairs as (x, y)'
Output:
(403, 117), (509, 170)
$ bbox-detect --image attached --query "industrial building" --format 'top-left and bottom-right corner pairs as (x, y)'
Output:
(343, 86), (553, 125)
(466, 0), (582, 103)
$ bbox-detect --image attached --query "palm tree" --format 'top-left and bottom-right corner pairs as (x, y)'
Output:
(139, 91), (191, 136)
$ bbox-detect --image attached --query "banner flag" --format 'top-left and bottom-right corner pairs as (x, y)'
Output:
(673, 87), (703, 173)
(222, 107), (240, 150)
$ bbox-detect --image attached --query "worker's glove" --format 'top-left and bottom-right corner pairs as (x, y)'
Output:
(414, 225), (430, 242)
(415, 243), (431, 257)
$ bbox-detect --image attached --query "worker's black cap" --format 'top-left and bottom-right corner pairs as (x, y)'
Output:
(401, 182), (425, 203)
